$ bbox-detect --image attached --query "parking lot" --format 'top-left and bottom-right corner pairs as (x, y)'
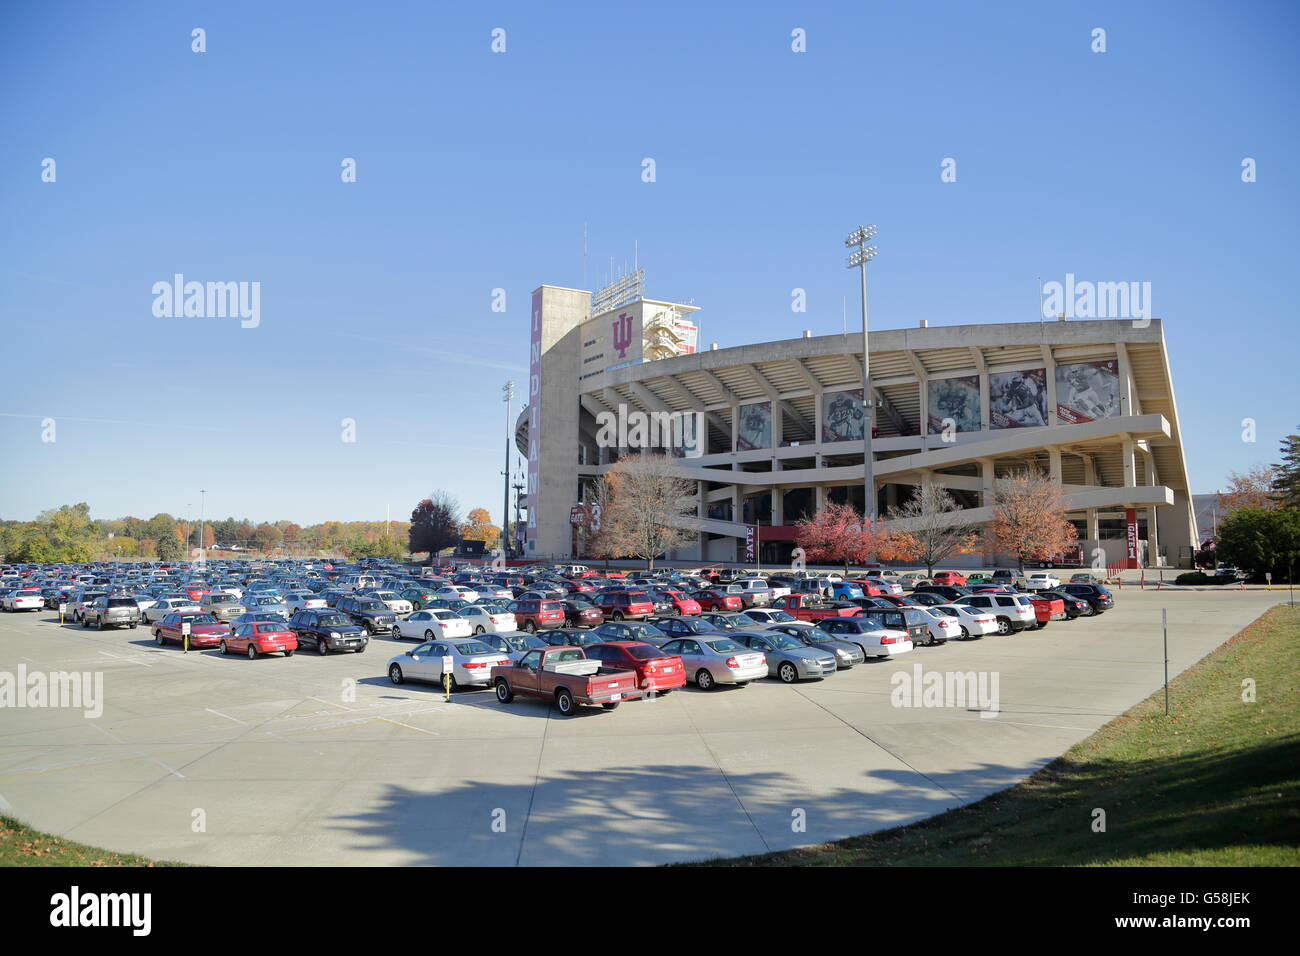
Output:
(0, 587), (1283, 866)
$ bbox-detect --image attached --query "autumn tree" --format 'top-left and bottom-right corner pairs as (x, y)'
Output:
(886, 485), (978, 576)
(989, 470), (1078, 571)
(1217, 465), (1279, 513)
(599, 454), (695, 569)
(584, 475), (625, 566)
(794, 503), (889, 573)
(460, 508), (501, 546)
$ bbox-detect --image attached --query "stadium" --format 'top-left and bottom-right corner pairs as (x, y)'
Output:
(516, 276), (1197, 569)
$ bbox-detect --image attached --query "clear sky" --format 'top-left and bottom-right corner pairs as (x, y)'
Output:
(2, 0), (1296, 527)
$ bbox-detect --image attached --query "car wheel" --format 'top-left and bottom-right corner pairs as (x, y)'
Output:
(611, 612), (624, 621)
(391, 626), (401, 639)
(960, 626), (970, 640)
(554, 687), (576, 715)
(777, 662), (798, 684)
(495, 678), (513, 703)
(317, 639), (329, 656)
(284, 649), (294, 658)
(424, 629), (434, 640)
(247, 644), (258, 659)
(996, 616), (1012, 635)
(155, 630), (164, 645)
(388, 664), (403, 684)
(221, 641), (229, 655)
(524, 621), (536, 633)
(696, 669), (714, 690)
(475, 625), (485, 634)
(129, 622), (137, 629)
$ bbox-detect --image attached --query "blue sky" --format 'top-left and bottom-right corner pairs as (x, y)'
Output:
(1, 0), (1296, 527)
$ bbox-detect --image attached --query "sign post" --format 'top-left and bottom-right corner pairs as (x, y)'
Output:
(182, 620), (191, 654)
(58, 602), (66, 625)
(443, 655), (454, 700)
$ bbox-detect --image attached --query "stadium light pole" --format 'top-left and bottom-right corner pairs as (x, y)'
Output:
(502, 381), (514, 560)
(845, 225), (879, 521)
(199, 489), (206, 569)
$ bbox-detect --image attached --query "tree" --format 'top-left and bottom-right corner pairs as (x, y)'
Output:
(409, 492), (461, 563)
(252, 523), (283, 553)
(1273, 428), (1300, 509)
(460, 508), (501, 546)
(886, 484), (978, 575)
(156, 534), (183, 562)
(343, 535), (405, 560)
(1218, 465), (1279, 512)
(600, 454), (696, 568)
(794, 503), (886, 573)
(1215, 507), (1300, 581)
(584, 476), (627, 566)
(989, 470), (1078, 571)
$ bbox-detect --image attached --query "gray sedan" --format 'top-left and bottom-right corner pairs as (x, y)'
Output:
(739, 608), (800, 629)
(768, 622), (866, 669)
(659, 635), (768, 690)
(477, 630), (549, 662)
(242, 594), (291, 618)
(734, 630), (837, 682)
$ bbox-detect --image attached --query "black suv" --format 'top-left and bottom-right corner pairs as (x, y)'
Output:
(334, 595), (397, 634)
(1059, 583), (1114, 614)
(288, 609), (369, 654)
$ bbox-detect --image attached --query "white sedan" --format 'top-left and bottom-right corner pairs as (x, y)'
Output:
(142, 598), (201, 623)
(930, 603), (999, 639)
(434, 585), (480, 603)
(391, 609), (472, 641)
(457, 604), (517, 634)
(1, 589), (44, 611)
(1025, 572), (1061, 591)
(365, 589), (413, 615)
(918, 608), (961, 645)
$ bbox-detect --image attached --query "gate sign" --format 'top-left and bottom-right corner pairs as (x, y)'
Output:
(745, 525), (756, 562)
(1125, 508), (1139, 568)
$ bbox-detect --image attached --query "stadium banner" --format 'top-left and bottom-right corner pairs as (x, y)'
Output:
(822, 388), (866, 443)
(736, 400), (772, 451)
(927, 375), (981, 434)
(1056, 359), (1121, 424)
(990, 367), (1048, 428)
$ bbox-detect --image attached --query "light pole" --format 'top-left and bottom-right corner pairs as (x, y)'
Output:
(199, 490), (206, 569)
(502, 381), (515, 559)
(845, 225), (879, 520)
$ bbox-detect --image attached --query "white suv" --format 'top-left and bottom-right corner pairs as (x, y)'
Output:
(956, 593), (1037, 634)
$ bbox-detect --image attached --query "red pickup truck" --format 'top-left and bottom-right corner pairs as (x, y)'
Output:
(772, 593), (862, 622)
(491, 646), (642, 715)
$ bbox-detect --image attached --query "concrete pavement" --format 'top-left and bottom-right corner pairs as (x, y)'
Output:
(0, 589), (1284, 865)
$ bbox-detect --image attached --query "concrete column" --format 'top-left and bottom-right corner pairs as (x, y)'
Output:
(1147, 505), (1160, 565)
(885, 483), (898, 512)
(815, 485), (828, 512)
(1043, 353), (1059, 426)
(1117, 346), (1135, 417)
(730, 406), (738, 453)
(771, 487), (784, 526)
(1047, 445), (1062, 484)
(731, 485), (743, 525)
(980, 457), (995, 507)
(917, 380), (930, 449)
(1121, 435), (1136, 488)
(979, 370), (991, 431)
(1086, 508), (1099, 542)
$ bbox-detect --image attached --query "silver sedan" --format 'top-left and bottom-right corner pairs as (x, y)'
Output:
(734, 630), (837, 682)
(659, 635), (768, 690)
(767, 622), (866, 668)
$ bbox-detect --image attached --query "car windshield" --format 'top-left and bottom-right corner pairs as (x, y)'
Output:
(766, 635), (803, 651)
(627, 644), (666, 660)
(501, 634), (546, 651)
(766, 610), (795, 622)
(356, 600), (386, 612)
(316, 614), (350, 627)
(705, 639), (744, 653)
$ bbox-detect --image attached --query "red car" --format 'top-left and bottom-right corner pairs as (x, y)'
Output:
(1025, 593), (1066, 629)
(507, 598), (567, 632)
(560, 599), (604, 627)
(222, 621), (298, 658)
(563, 581), (596, 595)
(931, 571), (967, 586)
(153, 612), (231, 648)
(585, 641), (686, 694)
(650, 589), (702, 616)
(592, 591), (655, 621)
(181, 583), (209, 602)
(691, 588), (743, 612)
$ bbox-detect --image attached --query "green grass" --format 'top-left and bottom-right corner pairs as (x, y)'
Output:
(0, 816), (183, 867)
(688, 604), (1300, 866)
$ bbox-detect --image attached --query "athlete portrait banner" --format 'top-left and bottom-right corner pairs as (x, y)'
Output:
(990, 368), (1047, 428)
(822, 388), (865, 443)
(1056, 360), (1120, 423)
(927, 375), (980, 434)
(736, 400), (771, 451)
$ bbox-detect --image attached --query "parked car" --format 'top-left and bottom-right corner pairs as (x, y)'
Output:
(288, 609), (370, 654)
(200, 593), (246, 622)
(991, 569), (1029, 590)
(644, 587), (702, 616)
(1, 588), (44, 612)
(585, 641), (687, 694)
(507, 598), (567, 632)
(590, 620), (672, 647)
(768, 622), (867, 667)
(242, 593), (291, 619)
(698, 611), (753, 632)
(729, 578), (775, 607)
(285, 591), (328, 614)
(477, 630), (550, 662)
(1024, 572), (1062, 592)
(490, 645), (641, 714)
(1040, 589), (1091, 619)
(557, 599), (603, 628)
(335, 595), (398, 634)
(648, 615), (719, 641)
(222, 621), (298, 659)
(388, 637), (511, 691)
(1026, 592), (1067, 627)
(1059, 583), (1115, 614)
(392, 609), (472, 641)
(82, 595), (142, 630)
(954, 593), (1037, 633)
(815, 617), (914, 658)
(930, 570), (967, 587)
(916, 607), (960, 645)
(690, 588), (744, 612)
(535, 627), (608, 647)
(591, 591), (655, 622)
(153, 612), (231, 648)
(659, 635), (769, 689)
(457, 604), (517, 634)
(739, 607), (800, 628)
(734, 630), (837, 682)
(771, 593), (860, 622)
(928, 603), (998, 639)
(399, 586), (439, 610)
(912, 584), (972, 602)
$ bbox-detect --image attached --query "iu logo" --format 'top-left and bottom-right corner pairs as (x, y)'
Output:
(612, 312), (635, 359)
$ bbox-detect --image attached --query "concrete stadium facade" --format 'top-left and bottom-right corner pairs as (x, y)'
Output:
(516, 284), (1198, 569)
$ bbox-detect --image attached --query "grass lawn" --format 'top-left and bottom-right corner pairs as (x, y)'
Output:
(688, 604), (1300, 866)
(0, 815), (182, 866)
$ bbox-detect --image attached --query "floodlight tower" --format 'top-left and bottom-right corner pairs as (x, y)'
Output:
(845, 225), (879, 520)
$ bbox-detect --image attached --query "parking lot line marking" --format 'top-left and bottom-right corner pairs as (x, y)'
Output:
(90, 723), (186, 779)
(0, 791), (11, 810)
(311, 696), (352, 711)
(205, 708), (246, 725)
(372, 717), (440, 737)
(98, 650), (153, 667)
